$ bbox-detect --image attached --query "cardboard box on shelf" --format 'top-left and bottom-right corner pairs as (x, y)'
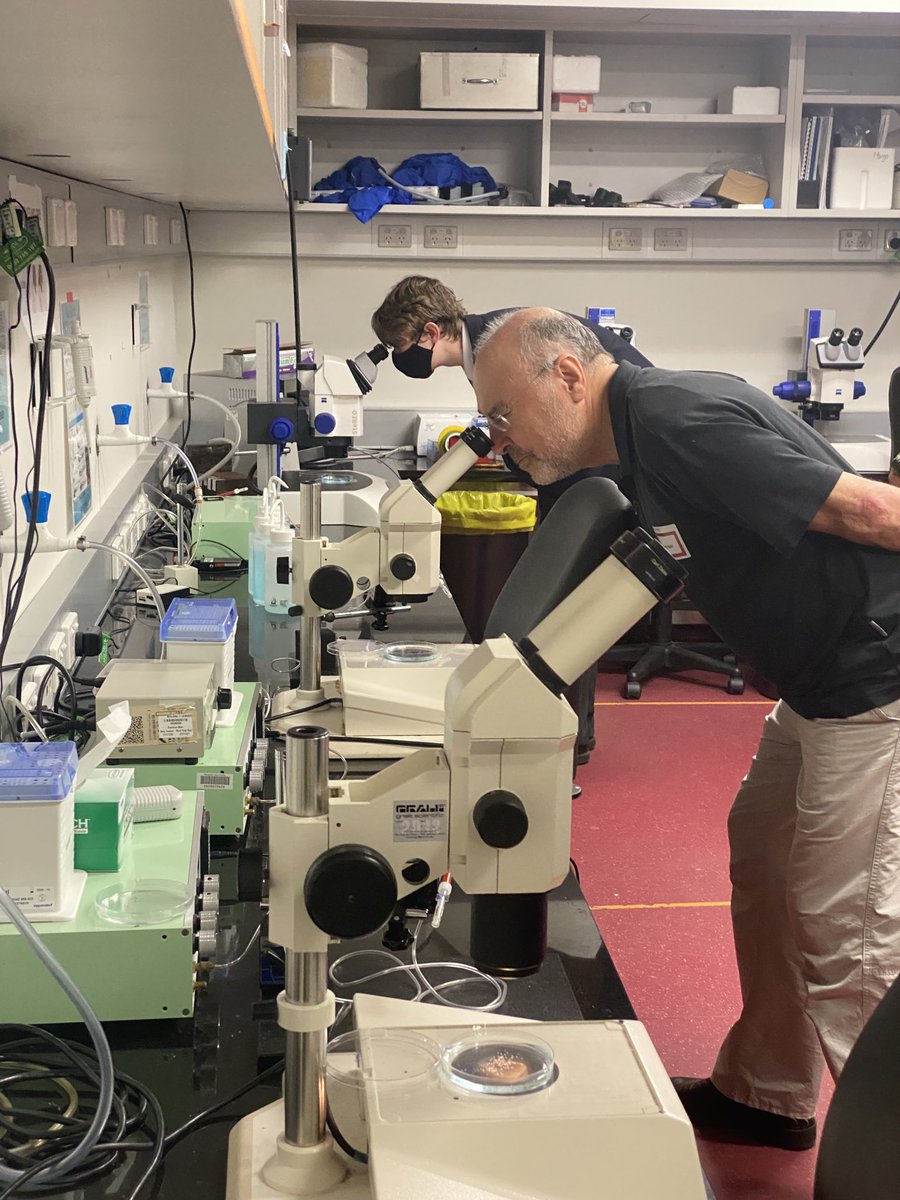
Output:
(705, 169), (769, 204)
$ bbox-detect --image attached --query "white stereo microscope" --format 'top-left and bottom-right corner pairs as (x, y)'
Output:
(268, 426), (493, 742)
(773, 307), (866, 425)
(227, 520), (710, 1200)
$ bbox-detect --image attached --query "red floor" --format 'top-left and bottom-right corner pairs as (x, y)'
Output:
(574, 668), (834, 1200)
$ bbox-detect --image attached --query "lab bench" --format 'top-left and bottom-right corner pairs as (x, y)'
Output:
(36, 562), (712, 1200)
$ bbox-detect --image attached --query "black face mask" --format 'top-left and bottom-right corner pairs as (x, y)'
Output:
(392, 342), (434, 379)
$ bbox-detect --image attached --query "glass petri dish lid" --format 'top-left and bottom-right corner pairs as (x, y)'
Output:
(326, 1028), (440, 1091)
(440, 1029), (557, 1096)
(380, 642), (441, 664)
(95, 879), (194, 927)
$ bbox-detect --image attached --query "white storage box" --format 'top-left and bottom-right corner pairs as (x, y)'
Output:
(298, 42), (367, 109)
(0, 741), (85, 920)
(160, 596), (237, 697)
(552, 55), (601, 95)
(420, 52), (539, 110)
(717, 86), (780, 115)
(830, 148), (896, 210)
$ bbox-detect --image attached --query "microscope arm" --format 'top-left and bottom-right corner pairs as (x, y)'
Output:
(293, 425), (492, 616)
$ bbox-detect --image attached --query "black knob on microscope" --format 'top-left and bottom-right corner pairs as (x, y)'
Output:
(304, 845), (397, 939)
(308, 564), (355, 610)
(390, 554), (416, 581)
(473, 790), (529, 849)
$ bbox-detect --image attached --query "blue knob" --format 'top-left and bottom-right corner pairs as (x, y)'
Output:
(853, 382), (867, 399)
(268, 417), (294, 443)
(159, 367), (176, 384)
(112, 404), (132, 425)
(314, 412), (336, 435)
(21, 490), (51, 523)
(773, 381), (811, 400)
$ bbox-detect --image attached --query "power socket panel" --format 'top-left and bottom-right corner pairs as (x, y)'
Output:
(608, 227), (643, 252)
(424, 225), (459, 249)
(376, 224), (413, 250)
(653, 227), (691, 253)
(837, 228), (875, 253)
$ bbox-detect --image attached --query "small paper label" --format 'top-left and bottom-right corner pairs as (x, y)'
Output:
(393, 801), (448, 843)
(652, 523), (691, 561)
(156, 711), (195, 742)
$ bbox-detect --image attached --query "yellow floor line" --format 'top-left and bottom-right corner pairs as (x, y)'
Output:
(591, 901), (730, 910)
(595, 700), (772, 707)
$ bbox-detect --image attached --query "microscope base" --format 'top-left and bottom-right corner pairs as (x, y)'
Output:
(227, 1103), (371, 1200)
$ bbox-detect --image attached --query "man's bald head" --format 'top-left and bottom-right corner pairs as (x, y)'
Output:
(472, 308), (617, 485)
(473, 307), (613, 380)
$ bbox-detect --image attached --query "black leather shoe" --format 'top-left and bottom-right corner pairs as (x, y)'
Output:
(672, 1077), (817, 1151)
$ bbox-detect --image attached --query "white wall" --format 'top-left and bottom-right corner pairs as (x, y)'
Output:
(180, 253), (900, 423)
(0, 253), (182, 619)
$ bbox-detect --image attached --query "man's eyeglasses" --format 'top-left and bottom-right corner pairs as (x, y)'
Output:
(481, 410), (511, 434)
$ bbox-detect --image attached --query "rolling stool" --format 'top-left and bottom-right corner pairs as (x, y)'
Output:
(602, 599), (743, 699)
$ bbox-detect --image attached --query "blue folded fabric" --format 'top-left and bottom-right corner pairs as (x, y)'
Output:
(311, 153), (498, 223)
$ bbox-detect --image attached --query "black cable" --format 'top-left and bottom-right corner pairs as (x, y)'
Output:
(265, 698), (342, 724)
(0, 250), (56, 686)
(178, 201), (196, 450)
(864, 281), (900, 355)
(284, 146), (303, 383)
(326, 1108), (368, 1165)
(0, 1026), (164, 1198)
(160, 1060), (283, 1153)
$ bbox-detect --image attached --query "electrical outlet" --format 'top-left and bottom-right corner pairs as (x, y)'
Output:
(20, 681), (39, 712)
(653, 227), (690, 252)
(424, 225), (458, 249)
(837, 228), (874, 252)
(885, 230), (900, 253)
(608, 227), (643, 252)
(376, 224), (413, 249)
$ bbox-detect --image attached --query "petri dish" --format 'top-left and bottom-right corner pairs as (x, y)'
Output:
(95, 879), (194, 927)
(326, 1028), (440, 1092)
(381, 642), (441, 665)
(440, 1029), (557, 1096)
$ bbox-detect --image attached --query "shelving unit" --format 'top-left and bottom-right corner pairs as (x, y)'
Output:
(292, 14), (900, 221)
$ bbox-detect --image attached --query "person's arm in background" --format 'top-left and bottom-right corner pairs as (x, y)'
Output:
(809, 472), (900, 549)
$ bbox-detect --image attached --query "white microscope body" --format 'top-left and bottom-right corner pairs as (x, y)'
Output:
(227, 525), (710, 1200)
(773, 308), (866, 425)
(269, 427), (493, 732)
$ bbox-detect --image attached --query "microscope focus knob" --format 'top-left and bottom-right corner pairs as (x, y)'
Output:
(308, 564), (355, 610)
(304, 844), (398, 939)
(473, 790), (529, 849)
(390, 553), (416, 582)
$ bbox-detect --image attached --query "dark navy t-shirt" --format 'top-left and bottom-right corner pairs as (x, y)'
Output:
(607, 360), (900, 718)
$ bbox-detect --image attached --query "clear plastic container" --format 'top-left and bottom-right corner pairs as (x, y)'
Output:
(327, 1028), (440, 1091)
(440, 1029), (556, 1096)
(95, 878), (194, 926)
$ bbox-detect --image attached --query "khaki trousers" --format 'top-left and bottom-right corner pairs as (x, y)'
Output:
(711, 695), (900, 1118)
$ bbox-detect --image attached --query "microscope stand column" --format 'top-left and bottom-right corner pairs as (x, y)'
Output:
(261, 726), (346, 1196)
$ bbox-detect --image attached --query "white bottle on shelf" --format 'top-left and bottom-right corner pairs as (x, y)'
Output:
(263, 500), (294, 613)
(249, 477), (286, 603)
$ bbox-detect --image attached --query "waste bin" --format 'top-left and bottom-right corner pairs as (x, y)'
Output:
(436, 490), (537, 643)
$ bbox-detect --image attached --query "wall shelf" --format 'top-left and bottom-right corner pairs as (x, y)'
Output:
(298, 107), (542, 122)
(549, 113), (786, 126)
(802, 94), (900, 106)
(297, 202), (900, 218)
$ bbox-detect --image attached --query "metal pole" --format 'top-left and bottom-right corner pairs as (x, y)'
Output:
(297, 475), (322, 695)
(282, 727), (330, 1148)
(176, 496), (186, 567)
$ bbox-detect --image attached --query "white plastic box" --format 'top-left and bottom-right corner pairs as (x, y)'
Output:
(717, 86), (780, 115)
(830, 148), (896, 209)
(420, 52), (539, 110)
(160, 597), (238, 693)
(552, 55), (601, 94)
(0, 741), (84, 920)
(298, 42), (368, 110)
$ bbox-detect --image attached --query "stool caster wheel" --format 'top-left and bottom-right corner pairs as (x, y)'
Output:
(623, 680), (642, 700)
(726, 675), (745, 695)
